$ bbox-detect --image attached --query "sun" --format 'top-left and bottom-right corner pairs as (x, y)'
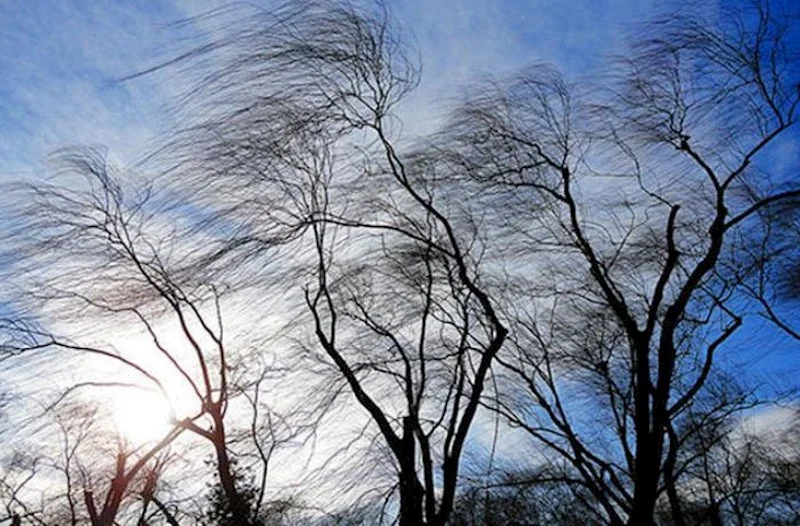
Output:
(112, 389), (173, 446)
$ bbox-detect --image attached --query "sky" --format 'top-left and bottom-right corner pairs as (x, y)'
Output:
(1, 0), (799, 507)
(0, 0), (662, 173)
(1, 0), (798, 400)
(0, 0), (664, 344)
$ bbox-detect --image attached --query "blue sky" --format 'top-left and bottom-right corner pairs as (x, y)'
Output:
(1, 3), (799, 519)
(1, 0), (798, 420)
(0, 2), (178, 171)
(0, 0), (660, 172)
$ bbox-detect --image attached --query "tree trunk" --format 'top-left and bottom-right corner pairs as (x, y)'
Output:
(629, 439), (659, 526)
(629, 337), (660, 526)
(212, 413), (251, 526)
(398, 416), (424, 526)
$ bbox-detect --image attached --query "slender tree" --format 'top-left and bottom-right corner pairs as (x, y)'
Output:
(154, 2), (507, 523)
(1, 2), (799, 525)
(0, 148), (290, 525)
(427, 1), (800, 523)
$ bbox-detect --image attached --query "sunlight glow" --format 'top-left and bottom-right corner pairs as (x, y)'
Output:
(112, 389), (173, 447)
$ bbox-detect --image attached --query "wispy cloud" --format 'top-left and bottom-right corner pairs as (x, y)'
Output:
(0, 0), (665, 176)
(0, 1), (185, 173)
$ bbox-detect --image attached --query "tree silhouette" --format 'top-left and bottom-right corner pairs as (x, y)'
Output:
(1, 149), (293, 524)
(430, 1), (800, 522)
(1, 1), (799, 524)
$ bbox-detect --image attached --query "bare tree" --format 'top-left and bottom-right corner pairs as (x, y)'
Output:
(732, 197), (800, 344)
(2, 1), (799, 525)
(0, 148), (292, 525)
(0, 452), (46, 526)
(50, 401), (177, 526)
(147, 2), (509, 524)
(423, 1), (800, 524)
(139, 0), (799, 523)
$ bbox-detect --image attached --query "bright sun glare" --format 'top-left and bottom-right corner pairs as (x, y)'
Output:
(112, 389), (173, 446)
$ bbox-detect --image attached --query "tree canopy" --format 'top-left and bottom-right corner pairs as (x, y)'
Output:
(1, 1), (800, 525)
